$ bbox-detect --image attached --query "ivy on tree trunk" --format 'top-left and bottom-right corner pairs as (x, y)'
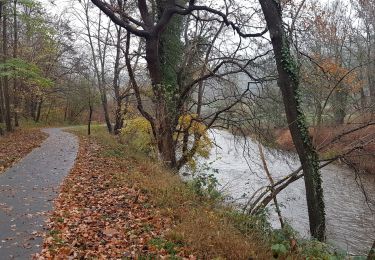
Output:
(259, 0), (326, 241)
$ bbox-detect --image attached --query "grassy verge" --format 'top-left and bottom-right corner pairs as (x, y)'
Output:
(39, 124), (349, 259)
(17, 118), (88, 129)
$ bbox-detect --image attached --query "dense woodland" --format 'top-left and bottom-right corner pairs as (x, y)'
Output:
(0, 0), (375, 257)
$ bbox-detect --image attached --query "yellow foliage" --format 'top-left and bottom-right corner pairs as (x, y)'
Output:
(178, 114), (207, 136)
(177, 114), (213, 169)
(120, 117), (155, 154)
(120, 115), (212, 170)
(123, 104), (138, 119)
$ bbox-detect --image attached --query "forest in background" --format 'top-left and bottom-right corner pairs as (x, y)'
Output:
(0, 0), (374, 257)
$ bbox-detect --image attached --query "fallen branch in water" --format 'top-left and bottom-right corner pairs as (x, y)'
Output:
(245, 137), (373, 215)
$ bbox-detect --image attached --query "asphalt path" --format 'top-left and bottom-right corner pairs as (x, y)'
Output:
(0, 128), (78, 259)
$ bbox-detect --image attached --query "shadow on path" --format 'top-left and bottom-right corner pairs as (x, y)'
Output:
(0, 128), (78, 259)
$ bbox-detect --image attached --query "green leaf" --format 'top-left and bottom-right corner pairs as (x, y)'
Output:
(271, 243), (288, 256)
(0, 58), (53, 87)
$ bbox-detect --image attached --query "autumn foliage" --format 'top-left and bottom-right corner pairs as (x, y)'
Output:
(119, 115), (213, 170)
(274, 124), (375, 174)
(302, 54), (363, 94)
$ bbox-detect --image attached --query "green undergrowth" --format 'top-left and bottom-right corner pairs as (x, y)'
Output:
(18, 118), (84, 129)
(66, 124), (357, 259)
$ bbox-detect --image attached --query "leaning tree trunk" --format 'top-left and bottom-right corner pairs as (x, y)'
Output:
(259, 0), (325, 241)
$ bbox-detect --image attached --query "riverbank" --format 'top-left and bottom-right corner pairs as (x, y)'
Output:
(0, 128), (48, 173)
(274, 124), (375, 174)
(38, 126), (272, 259)
(38, 125), (347, 259)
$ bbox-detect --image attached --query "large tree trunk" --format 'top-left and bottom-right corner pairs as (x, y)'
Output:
(91, 0), (183, 168)
(151, 0), (184, 168)
(124, 32), (175, 167)
(1, 1), (12, 132)
(156, 101), (177, 167)
(145, 37), (177, 167)
(143, 0), (185, 168)
(259, 0), (326, 241)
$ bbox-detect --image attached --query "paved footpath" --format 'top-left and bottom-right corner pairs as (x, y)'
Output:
(0, 128), (78, 259)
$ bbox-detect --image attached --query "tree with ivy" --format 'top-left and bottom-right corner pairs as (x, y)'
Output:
(259, 0), (325, 241)
(90, 0), (267, 169)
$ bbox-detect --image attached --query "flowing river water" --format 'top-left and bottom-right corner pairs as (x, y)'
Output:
(193, 130), (375, 255)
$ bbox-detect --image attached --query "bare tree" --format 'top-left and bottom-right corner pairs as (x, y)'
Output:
(76, 0), (113, 133)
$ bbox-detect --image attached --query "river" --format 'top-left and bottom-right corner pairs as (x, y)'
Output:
(194, 130), (375, 255)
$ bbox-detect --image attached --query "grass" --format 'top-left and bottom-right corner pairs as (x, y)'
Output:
(66, 124), (351, 259)
(17, 118), (91, 129)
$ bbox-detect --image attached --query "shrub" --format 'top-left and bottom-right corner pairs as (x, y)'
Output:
(120, 117), (155, 155)
(176, 114), (213, 170)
